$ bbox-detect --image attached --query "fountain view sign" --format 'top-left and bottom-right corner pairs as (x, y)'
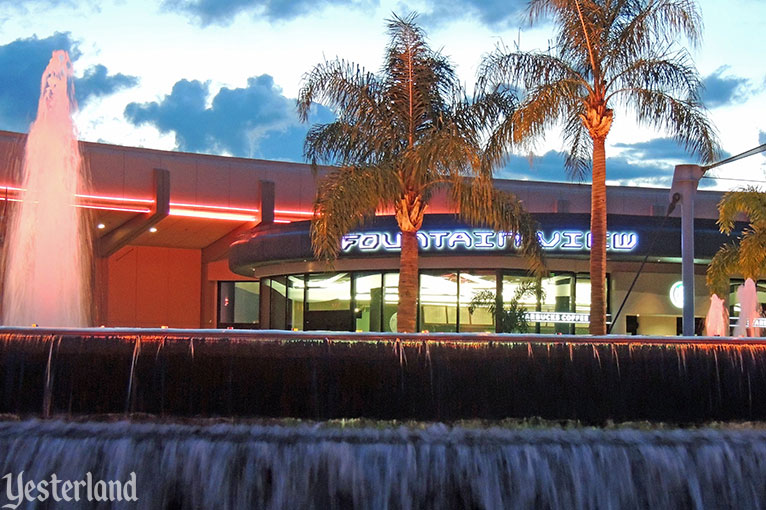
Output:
(341, 229), (638, 254)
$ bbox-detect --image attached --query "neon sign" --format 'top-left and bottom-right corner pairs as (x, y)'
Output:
(669, 281), (684, 308)
(341, 229), (638, 253)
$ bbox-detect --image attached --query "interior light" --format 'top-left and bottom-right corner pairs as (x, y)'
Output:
(149, 227), (158, 233)
(97, 223), (106, 229)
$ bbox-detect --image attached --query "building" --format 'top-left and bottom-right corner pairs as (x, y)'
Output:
(0, 130), (745, 335)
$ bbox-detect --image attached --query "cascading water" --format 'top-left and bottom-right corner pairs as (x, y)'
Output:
(1, 420), (766, 509)
(734, 278), (761, 337)
(1, 51), (91, 327)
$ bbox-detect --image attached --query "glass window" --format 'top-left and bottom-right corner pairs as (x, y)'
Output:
(305, 273), (352, 331)
(306, 273), (351, 310)
(233, 282), (260, 325)
(419, 271), (458, 332)
(287, 275), (305, 330)
(266, 276), (287, 329)
(458, 271), (496, 333)
(575, 273), (591, 334)
(354, 273), (382, 332)
(501, 273), (538, 333)
(219, 281), (236, 325)
(502, 274), (538, 310)
(539, 274), (574, 334)
(260, 275), (304, 330)
(383, 273), (399, 332)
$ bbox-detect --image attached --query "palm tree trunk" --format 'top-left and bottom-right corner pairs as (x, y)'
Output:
(397, 230), (419, 332)
(589, 138), (607, 335)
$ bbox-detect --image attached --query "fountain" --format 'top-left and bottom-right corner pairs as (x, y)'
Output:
(2, 52), (766, 508)
(1, 50), (91, 327)
(705, 294), (729, 336)
(734, 278), (761, 337)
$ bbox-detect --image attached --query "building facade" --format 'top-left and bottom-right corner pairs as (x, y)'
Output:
(0, 130), (750, 335)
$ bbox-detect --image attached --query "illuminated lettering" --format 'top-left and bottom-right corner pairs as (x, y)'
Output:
(447, 231), (472, 249)
(611, 232), (638, 251)
(381, 232), (400, 250)
(538, 231), (561, 249)
(358, 234), (380, 251)
(474, 231), (495, 248)
(429, 231), (450, 249)
(525, 312), (590, 323)
(340, 229), (639, 254)
(559, 231), (584, 250)
(416, 232), (430, 249)
(341, 234), (360, 251)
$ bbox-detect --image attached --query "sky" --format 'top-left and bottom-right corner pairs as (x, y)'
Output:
(0, 0), (764, 190)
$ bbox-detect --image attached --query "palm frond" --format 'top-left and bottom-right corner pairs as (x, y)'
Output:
(462, 88), (519, 172)
(311, 166), (399, 260)
(451, 177), (546, 277)
(707, 187), (766, 295)
(478, 50), (586, 94)
(297, 58), (381, 124)
(707, 241), (740, 298)
(304, 120), (395, 168)
(737, 229), (766, 281)
(610, 0), (702, 57)
(562, 110), (592, 179)
(513, 80), (584, 148)
(622, 87), (719, 163)
(717, 187), (766, 233)
(608, 52), (702, 101)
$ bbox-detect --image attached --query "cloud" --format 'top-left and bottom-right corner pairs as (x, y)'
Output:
(702, 66), (750, 108)
(0, 0), (78, 8)
(496, 151), (570, 182)
(75, 65), (139, 105)
(613, 137), (695, 162)
(495, 150), (669, 184)
(162, 0), (375, 26)
(496, 137), (722, 187)
(124, 75), (334, 161)
(418, 0), (527, 30)
(0, 33), (138, 132)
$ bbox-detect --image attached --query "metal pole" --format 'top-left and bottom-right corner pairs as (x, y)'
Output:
(670, 164), (704, 336)
(680, 181), (695, 336)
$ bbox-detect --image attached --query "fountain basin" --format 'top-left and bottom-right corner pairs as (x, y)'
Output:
(2, 328), (766, 423)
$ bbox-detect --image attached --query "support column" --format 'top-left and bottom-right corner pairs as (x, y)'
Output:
(670, 164), (704, 336)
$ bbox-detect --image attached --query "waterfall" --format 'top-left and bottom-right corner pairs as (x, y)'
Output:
(1, 419), (765, 509)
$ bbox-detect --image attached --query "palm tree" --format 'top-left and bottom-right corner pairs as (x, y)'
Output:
(297, 13), (544, 333)
(479, 0), (719, 334)
(707, 187), (766, 298)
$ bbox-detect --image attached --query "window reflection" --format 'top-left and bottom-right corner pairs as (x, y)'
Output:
(354, 273), (382, 332)
(305, 273), (351, 331)
(419, 271), (458, 332)
(243, 270), (603, 334)
(218, 281), (260, 328)
(459, 271), (495, 332)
